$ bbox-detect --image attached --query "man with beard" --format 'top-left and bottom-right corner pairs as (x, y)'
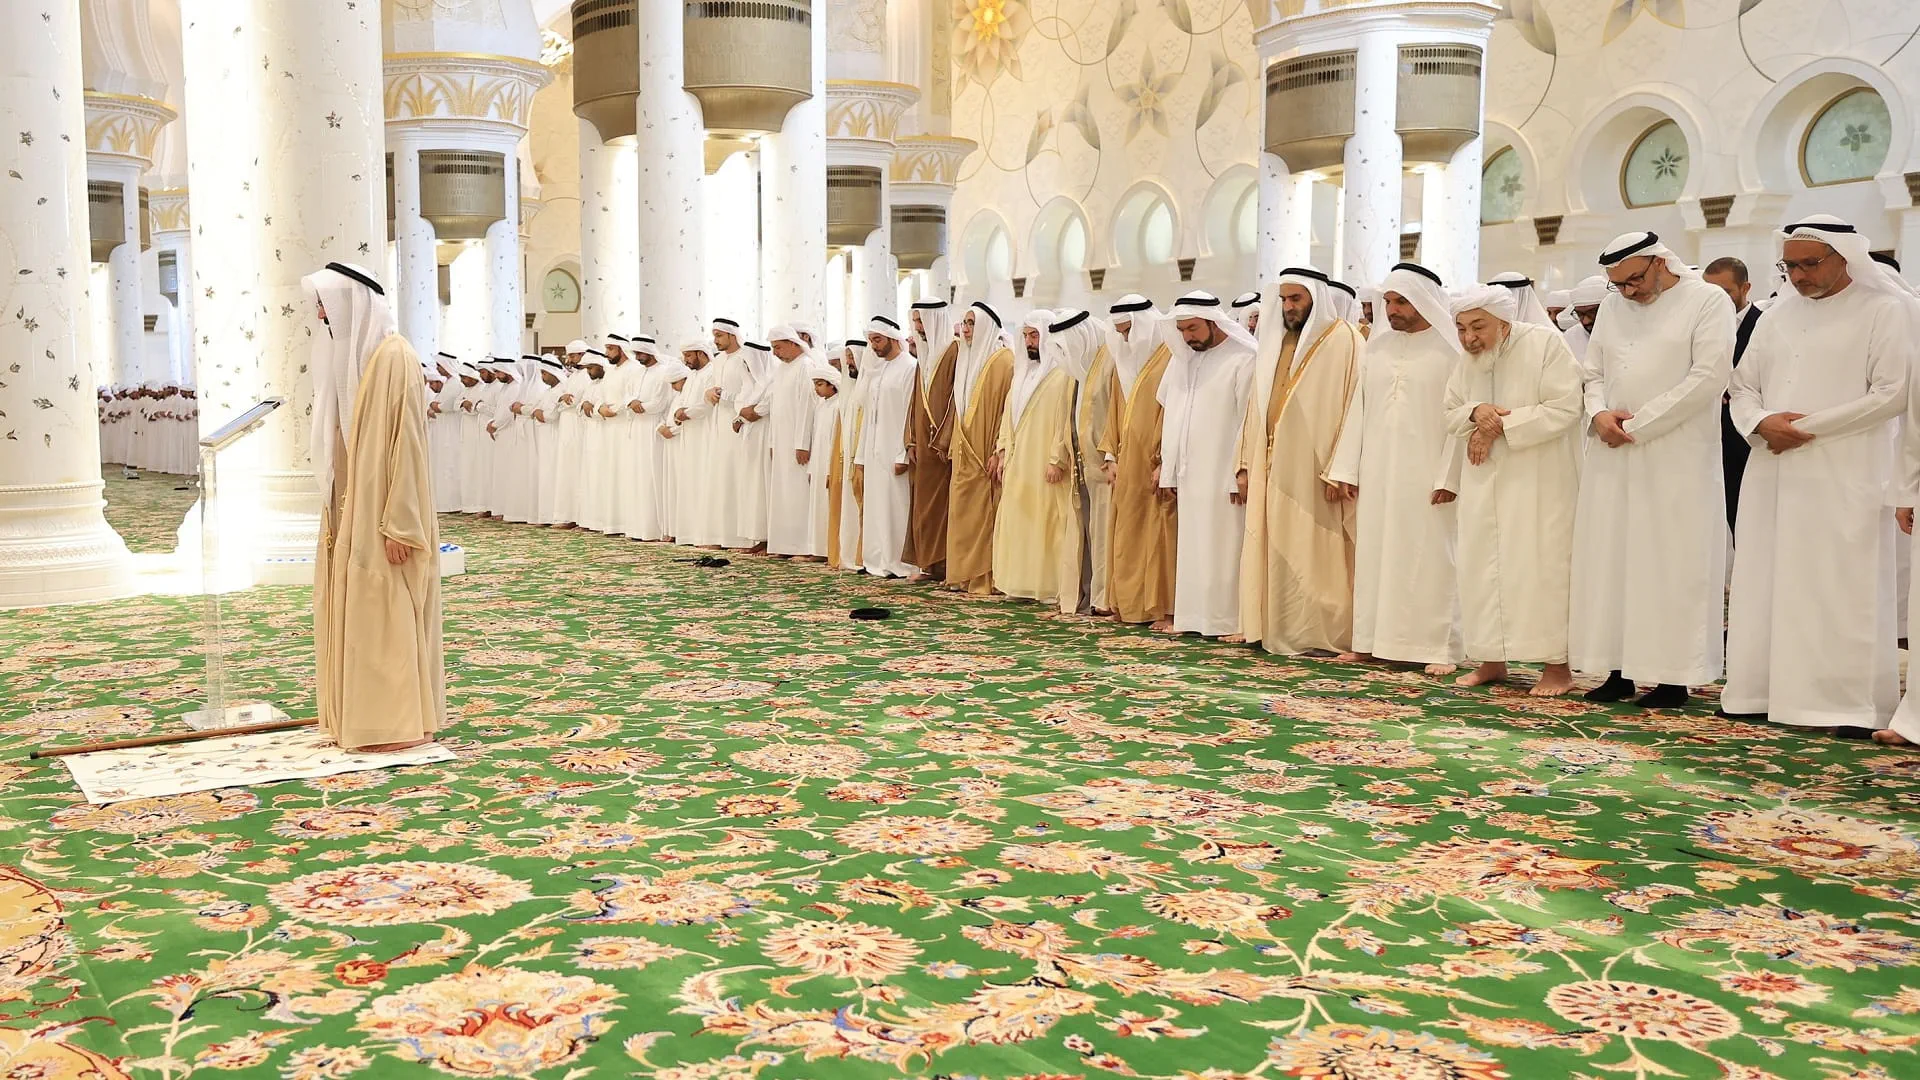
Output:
(903, 299), (958, 580)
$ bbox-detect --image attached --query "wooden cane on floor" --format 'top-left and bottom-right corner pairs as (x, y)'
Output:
(28, 718), (317, 760)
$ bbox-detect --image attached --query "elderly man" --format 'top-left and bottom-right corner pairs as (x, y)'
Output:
(1236, 267), (1364, 655)
(1571, 232), (1736, 709)
(1326, 262), (1465, 673)
(762, 327), (821, 557)
(1446, 285), (1584, 697)
(1725, 216), (1911, 735)
(947, 302), (1017, 593)
(903, 300), (959, 580)
(1160, 292), (1259, 637)
(990, 310), (1082, 611)
(1101, 295), (1178, 628)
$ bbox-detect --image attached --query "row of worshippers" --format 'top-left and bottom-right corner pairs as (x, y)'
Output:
(422, 326), (857, 557)
(97, 382), (199, 474)
(816, 215), (1919, 746)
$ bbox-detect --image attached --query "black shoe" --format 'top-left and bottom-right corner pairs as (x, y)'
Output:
(1715, 708), (1767, 720)
(1636, 684), (1689, 709)
(1584, 672), (1636, 703)
(1832, 726), (1877, 741)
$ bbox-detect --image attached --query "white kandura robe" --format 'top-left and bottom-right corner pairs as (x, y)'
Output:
(619, 362), (675, 540)
(1887, 310), (1920, 742)
(1158, 338), (1257, 636)
(1325, 326), (1464, 665)
(762, 356), (819, 556)
(551, 371), (591, 525)
(1445, 322), (1583, 664)
(857, 353), (921, 578)
(430, 379), (466, 512)
(676, 361), (739, 547)
(809, 388), (842, 558)
(525, 378), (566, 524)
(725, 350), (771, 547)
(1724, 283), (1911, 726)
(576, 370), (619, 533)
(457, 382), (497, 514)
(1570, 278), (1734, 686)
(489, 378), (536, 523)
(656, 378), (691, 540)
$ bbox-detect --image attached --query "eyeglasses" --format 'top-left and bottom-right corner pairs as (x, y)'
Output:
(1776, 252), (1838, 275)
(1605, 266), (1652, 293)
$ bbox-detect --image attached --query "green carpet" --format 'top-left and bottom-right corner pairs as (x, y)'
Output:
(2, 473), (1917, 1080)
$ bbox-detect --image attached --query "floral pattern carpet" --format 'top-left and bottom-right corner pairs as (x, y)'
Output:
(1, 473), (1918, 1080)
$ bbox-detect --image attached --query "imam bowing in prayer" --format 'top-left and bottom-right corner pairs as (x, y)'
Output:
(1236, 267), (1364, 655)
(947, 302), (1017, 594)
(1159, 292), (1258, 638)
(903, 300), (959, 579)
(1445, 283), (1584, 697)
(1325, 261), (1465, 673)
(1724, 215), (1913, 735)
(1571, 231), (1735, 709)
(991, 310), (1083, 612)
(1100, 295), (1178, 629)
(857, 315), (920, 579)
(301, 261), (444, 753)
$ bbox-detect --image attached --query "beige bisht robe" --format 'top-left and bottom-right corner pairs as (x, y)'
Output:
(946, 348), (1016, 593)
(1103, 343), (1176, 624)
(1237, 321), (1363, 653)
(315, 334), (445, 750)
(825, 409), (850, 570)
(992, 368), (1081, 612)
(1075, 345), (1118, 611)
(902, 340), (959, 572)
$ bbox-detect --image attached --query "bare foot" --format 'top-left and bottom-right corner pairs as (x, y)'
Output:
(1424, 663), (1458, 676)
(354, 738), (433, 753)
(1873, 729), (1916, 747)
(1334, 651), (1373, 663)
(1092, 608), (1114, 618)
(1456, 662), (1508, 687)
(1150, 619), (1174, 632)
(1530, 663), (1576, 697)
(1221, 634), (1247, 644)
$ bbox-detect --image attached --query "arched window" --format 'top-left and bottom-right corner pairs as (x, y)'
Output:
(1142, 200), (1175, 264)
(1621, 120), (1688, 208)
(962, 214), (1012, 290)
(542, 267), (580, 313)
(1802, 87), (1892, 186)
(1481, 146), (1523, 224)
(1232, 183), (1257, 255)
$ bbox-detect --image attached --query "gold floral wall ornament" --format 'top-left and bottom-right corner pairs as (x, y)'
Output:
(952, 0), (1033, 89)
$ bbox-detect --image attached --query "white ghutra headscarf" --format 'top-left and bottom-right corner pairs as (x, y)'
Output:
(301, 261), (396, 500)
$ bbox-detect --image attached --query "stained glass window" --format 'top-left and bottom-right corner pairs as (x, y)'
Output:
(1803, 88), (1891, 187)
(1481, 146), (1524, 224)
(1621, 120), (1688, 208)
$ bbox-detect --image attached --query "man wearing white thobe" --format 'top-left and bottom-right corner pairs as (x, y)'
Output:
(1231, 291), (1261, 336)
(1446, 286), (1585, 697)
(1325, 262), (1465, 672)
(1561, 277), (1606, 364)
(1571, 232), (1736, 708)
(762, 327), (820, 557)
(458, 361), (501, 515)
(836, 340), (871, 570)
(856, 316), (920, 578)
(432, 358), (471, 512)
(1488, 272), (1556, 326)
(725, 333), (774, 550)
(1159, 292), (1259, 637)
(1725, 216), (1911, 734)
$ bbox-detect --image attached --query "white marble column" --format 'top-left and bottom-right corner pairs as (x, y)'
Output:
(181, 0), (384, 585)
(1341, 33), (1402, 286)
(93, 159), (147, 387)
(579, 123), (639, 343)
(149, 188), (193, 384)
(703, 150), (763, 329)
(1437, 137), (1483, 284)
(1417, 164), (1449, 282)
(0, 0), (136, 607)
(760, 6), (829, 329)
(485, 141), (523, 358)
(390, 132), (439, 363)
(635, 1), (706, 344)
(851, 206), (894, 324)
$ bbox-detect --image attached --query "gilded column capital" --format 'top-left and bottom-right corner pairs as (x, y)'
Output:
(826, 80), (921, 151)
(889, 134), (976, 187)
(383, 52), (553, 134)
(147, 187), (190, 234)
(82, 92), (176, 170)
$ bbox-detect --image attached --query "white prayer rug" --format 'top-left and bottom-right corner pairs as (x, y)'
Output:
(59, 726), (456, 805)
